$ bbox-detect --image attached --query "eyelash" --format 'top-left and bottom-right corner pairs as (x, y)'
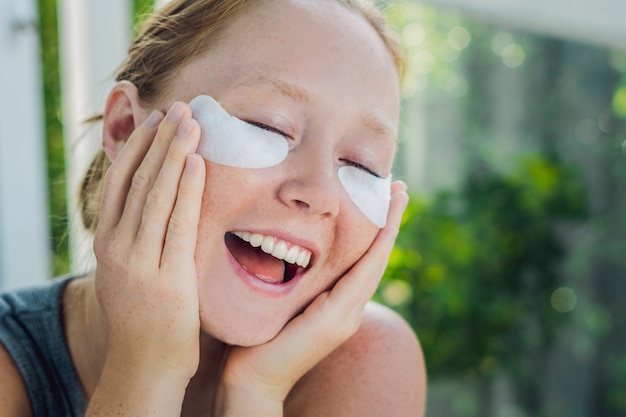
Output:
(341, 159), (380, 178)
(245, 120), (292, 139)
(246, 120), (380, 177)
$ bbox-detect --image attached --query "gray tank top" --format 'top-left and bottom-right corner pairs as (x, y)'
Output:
(0, 277), (86, 416)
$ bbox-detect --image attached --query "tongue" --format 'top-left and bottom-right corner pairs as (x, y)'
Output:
(225, 233), (286, 283)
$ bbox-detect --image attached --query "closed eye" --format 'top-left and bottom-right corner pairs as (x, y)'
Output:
(340, 159), (380, 178)
(244, 120), (292, 139)
(243, 121), (381, 177)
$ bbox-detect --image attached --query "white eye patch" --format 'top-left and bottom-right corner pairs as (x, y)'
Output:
(189, 95), (289, 169)
(338, 166), (391, 228)
(188, 95), (391, 228)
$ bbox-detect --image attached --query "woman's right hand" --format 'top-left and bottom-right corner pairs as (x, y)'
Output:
(215, 182), (409, 416)
(87, 102), (206, 416)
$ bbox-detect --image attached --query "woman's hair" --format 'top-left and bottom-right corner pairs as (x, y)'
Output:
(79, 0), (406, 234)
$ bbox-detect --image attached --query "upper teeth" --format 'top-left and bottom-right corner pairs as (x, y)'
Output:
(232, 231), (312, 268)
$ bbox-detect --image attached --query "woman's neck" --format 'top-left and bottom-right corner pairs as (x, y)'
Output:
(63, 276), (107, 398)
(182, 334), (229, 416)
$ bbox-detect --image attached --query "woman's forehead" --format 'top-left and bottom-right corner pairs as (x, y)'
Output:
(166, 0), (399, 133)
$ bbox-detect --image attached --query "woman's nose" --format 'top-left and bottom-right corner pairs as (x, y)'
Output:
(276, 147), (341, 219)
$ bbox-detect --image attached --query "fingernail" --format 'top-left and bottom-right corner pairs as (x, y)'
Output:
(176, 118), (194, 138)
(167, 102), (186, 122)
(399, 191), (409, 203)
(144, 111), (164, 128)
(185, 155), (196, 173)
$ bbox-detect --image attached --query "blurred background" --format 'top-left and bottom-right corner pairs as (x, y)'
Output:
(1, 0), (625, 416)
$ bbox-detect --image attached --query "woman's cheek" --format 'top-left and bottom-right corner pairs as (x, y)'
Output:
(198, 161), (255, 219)
(323, 200), (379, 280)
(194, 163), (241, 253)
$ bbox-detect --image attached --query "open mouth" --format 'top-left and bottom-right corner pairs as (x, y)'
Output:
(224, 231), (312, 284)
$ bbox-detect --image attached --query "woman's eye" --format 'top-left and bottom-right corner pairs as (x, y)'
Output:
(245, 120), (291, 139)
(341, 159), (380, 178)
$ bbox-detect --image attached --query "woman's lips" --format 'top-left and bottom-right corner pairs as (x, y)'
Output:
(225, 232), (286, 283)
(224, 240), (308, 298)
(224, 232), (312, 295)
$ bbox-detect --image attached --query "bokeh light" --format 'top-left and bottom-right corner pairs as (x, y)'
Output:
(381, 280), (413, 307)
(550, 287), (577, 313)
(452, 391), (479, 417)
(574, 118), (600, 145)
(491, 32), (515, 54)
(608, 51), (626, 72)
(411, 50), (436, 75)
(403, 22), (426, 47)
(447, 26), (471, 51)
(438, 41), (461, 63)
(500, 44), (526, 68)
(612, 85), (626, 118)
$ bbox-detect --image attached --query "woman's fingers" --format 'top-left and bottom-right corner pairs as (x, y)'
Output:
(116, 102), (191, 244)
(97, 110), (164, 235)
(391, 179), (408, 194)
(284, 181), (409, 348)
(94, 103), (204, 378)
(290, 183), (408, 354)
(134, 117), (202, 262)
(328, 181), (409, 313)
(160, 153), (206, 271)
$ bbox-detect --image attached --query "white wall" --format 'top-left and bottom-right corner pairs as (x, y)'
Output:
(0, 0), (131, 290)
(418, 0), (626, 50)
(0, 0), (50, 290)
(58, 0), (131, 273)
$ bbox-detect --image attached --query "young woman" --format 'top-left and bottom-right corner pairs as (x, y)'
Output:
(0, 0), (426, 415)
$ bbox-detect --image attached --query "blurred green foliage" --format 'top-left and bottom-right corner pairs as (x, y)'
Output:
(386, 1), (475, 100)
(38, 0), (68, 276)
(40, 0), (152, 276)
(383, 2), (626, 415)
(609, 52), (626, 119)
(133, 0), (155, 33)
(377, 154), (587, 376)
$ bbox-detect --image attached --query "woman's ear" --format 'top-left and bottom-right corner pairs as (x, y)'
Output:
(102, 81), (149, 161)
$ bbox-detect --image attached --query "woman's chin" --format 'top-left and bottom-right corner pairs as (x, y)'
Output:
(201, 320), (283, 347)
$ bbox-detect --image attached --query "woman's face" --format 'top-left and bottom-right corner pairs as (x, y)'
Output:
(162, 0), (399, 346)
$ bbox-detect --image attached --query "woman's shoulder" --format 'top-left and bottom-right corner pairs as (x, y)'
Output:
(285, 301), (426, 417)
(0, 338), (33, 416)
(0, 276), (88, 417)
(0, 278), (72, 403)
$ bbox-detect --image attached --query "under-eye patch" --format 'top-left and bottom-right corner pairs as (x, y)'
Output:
(338, 166), (391, 228)
(189, 95), (289, 169)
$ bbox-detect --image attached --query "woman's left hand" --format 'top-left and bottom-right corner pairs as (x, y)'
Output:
(215, 181), (409, 416)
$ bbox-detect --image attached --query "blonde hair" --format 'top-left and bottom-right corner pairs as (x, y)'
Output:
(79, 0), (405, 233)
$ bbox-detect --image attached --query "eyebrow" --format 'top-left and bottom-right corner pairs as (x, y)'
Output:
(361, 113), (398, 143)
(237, 74), (311, 103)
(236, 74), (397, 142)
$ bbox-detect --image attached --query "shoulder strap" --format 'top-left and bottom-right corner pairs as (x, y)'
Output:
(0, 277), (87, 416)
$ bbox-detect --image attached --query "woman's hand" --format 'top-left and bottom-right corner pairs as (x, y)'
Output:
(87, 102), (206, 416)
(216, 182), (409, 416)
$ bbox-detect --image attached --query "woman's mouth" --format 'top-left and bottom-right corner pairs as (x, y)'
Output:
(224, 231), (312, 284)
